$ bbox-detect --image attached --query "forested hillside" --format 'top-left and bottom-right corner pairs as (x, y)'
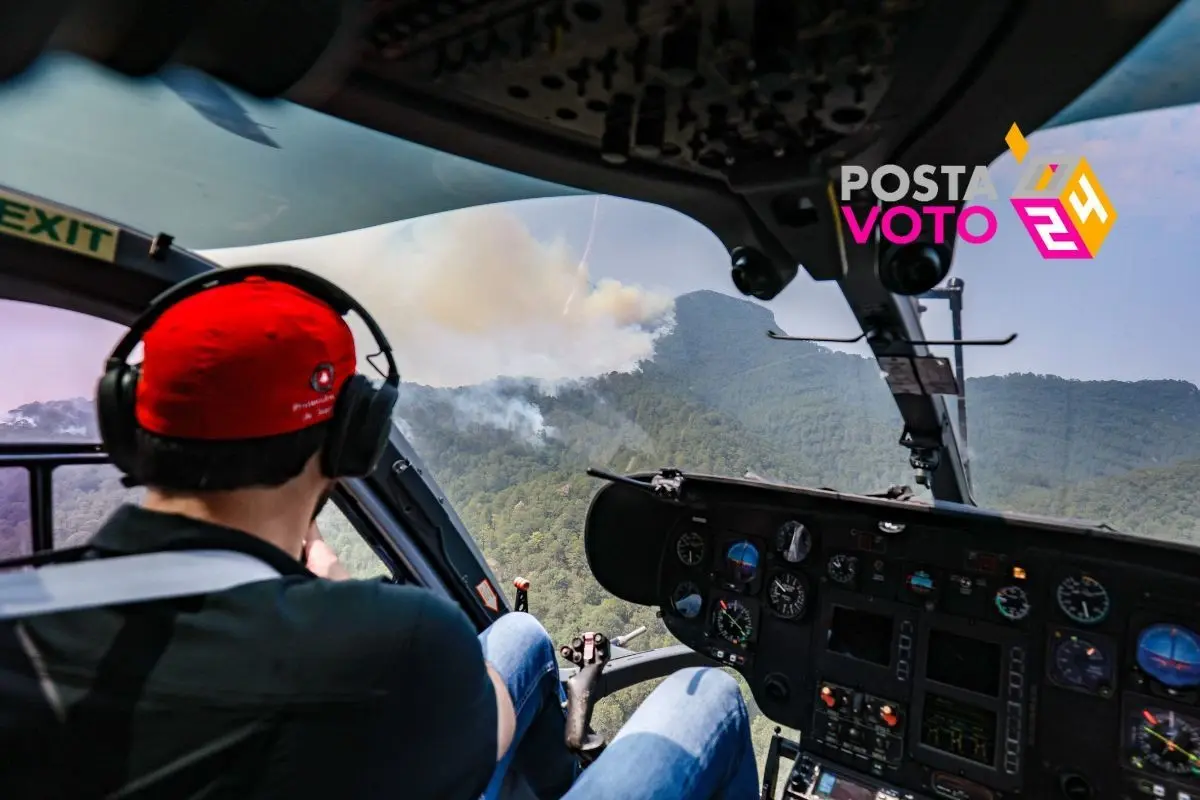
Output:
(2, 289), (1199, 767)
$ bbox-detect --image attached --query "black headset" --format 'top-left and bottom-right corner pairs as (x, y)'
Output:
(96, 264), (400, 481)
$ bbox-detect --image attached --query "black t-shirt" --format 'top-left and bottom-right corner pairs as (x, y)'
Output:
(8, 505), (497, 799)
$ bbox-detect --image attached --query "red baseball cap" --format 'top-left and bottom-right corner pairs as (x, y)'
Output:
(135, 277), (357, 440)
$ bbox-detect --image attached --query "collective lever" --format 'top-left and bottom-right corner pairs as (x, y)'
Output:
(560, 631), (610, 764)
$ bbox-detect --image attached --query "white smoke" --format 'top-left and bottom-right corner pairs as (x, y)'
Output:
(200, 203), (674, 438)
(448, 386), (555, 444)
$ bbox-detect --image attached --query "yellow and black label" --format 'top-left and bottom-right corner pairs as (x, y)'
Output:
(0, 189), (120, 262)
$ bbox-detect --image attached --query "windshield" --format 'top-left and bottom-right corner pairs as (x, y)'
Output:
(925, 106), (1200, 542)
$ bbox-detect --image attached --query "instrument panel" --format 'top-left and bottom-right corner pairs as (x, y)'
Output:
(584, 475), (1200, 800)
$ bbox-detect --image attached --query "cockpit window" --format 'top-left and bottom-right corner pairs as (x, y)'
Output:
(931, 102), (1200, 542)
(0, 299), (121, 444)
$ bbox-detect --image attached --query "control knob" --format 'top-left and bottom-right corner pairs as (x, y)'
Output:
(764, 673), (790, 703)
(1059, 773), (1091, 800)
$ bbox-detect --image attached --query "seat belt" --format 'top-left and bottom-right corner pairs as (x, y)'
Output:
(0, 550), (282, 621)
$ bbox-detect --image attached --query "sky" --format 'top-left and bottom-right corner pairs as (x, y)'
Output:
(0, 50), (1198, 418)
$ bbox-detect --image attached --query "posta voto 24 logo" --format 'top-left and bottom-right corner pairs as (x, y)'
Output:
(838, 124), (1118, 259)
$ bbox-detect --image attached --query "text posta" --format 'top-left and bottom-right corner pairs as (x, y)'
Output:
(839, 164), (999, 246)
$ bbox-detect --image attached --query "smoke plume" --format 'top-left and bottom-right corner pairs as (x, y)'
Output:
(202, 204), (674, 388)
(448, 386), (555, 443)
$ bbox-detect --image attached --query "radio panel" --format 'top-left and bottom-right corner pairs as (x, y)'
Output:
(811, 680), (906, 779)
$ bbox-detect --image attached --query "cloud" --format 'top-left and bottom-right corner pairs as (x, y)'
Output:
(200, 204), (675, 388)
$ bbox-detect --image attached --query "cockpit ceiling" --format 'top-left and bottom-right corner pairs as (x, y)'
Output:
(1044, 0), (1200, 130)
(362, 0), (927, 180)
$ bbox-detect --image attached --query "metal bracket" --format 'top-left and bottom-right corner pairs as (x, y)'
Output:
(899, 427), (942, 488)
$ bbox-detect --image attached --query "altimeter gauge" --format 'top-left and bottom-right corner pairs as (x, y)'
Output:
(768, 572), (808, 620)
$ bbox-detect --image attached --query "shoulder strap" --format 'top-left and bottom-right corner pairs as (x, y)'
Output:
(0, 550), (282, 621)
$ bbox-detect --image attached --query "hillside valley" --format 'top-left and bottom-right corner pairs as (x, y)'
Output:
(2, 288), (1199, 766)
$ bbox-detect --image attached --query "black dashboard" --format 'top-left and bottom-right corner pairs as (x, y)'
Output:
(584, 473), (1200, 800)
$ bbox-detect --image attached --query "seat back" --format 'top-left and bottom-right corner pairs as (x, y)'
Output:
(0, 550), (281, 797)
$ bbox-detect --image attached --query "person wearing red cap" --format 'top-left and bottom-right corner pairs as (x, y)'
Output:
(11, 276), (760, 800)
(11, 278), (522, 799)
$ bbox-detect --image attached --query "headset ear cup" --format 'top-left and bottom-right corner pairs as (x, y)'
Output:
(321, 376), (397, 478)
(353, 383), (398, 476)
(96, 365), (141, 477)
(321, 375), (368, 478)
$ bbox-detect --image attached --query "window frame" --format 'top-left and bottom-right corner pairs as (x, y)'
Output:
(0, 443), (108, 552)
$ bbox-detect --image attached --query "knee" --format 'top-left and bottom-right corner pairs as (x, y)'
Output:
(483, 611), (555, 658)
(661, 667), (749, 722)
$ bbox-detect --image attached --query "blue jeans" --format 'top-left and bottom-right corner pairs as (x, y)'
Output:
(479, 613), (760, 800)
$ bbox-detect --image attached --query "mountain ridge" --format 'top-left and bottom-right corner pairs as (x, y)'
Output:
(6, 289), (1200, 500)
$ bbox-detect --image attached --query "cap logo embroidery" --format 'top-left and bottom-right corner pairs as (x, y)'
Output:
(311, 363), (335, 393)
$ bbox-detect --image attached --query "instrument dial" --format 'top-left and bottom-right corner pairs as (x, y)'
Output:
(713, 599), (754, 646)
(1137, 624), (1200, 688)
(1134, 708), (1200, 778)
(725, 540), (760, 585)
(675, 531), (706, 567)
(995, 585), (1031, 621)
(1056, 573), (1110, 625)
(1052, 633), (1112, 693)
(775, 521), (813, 563)
(671, 581), (703, 619)
(767, 572), (808, 619)
(827, 554), (858, 585)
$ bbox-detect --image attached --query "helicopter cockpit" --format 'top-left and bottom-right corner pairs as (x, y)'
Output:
(2, 1), (1200, 799)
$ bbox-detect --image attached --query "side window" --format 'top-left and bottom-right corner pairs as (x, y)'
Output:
(53, 464), (144, 548)
(0, 298), (391, 577)
(1, 300), (127, 553)
(0, 299), (125, 445)
(0, 302), (128, 556)
(315, 503), (392, 580)
(0, 468), (31, 559)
